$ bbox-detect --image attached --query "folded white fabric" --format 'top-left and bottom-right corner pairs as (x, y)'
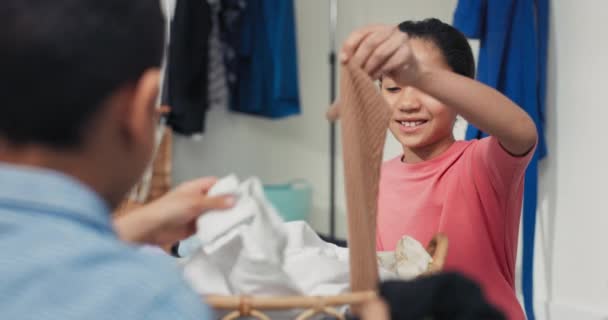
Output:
(182, 175), (430, 300)
(377, 236), (432, 279)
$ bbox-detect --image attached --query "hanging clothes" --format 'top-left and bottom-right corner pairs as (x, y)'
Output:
(207, 0), (230, 110)
(165, 0), (212, 135)
(217, 0), (248, 110)
(231, 0), (301, 118)
(453, 1), (549, 319)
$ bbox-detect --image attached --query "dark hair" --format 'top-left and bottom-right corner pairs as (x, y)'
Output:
(399, 18), (475, 79)
(0, 0), (165, 148)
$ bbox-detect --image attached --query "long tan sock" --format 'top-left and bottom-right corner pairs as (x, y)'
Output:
(329, 62), (392, 295)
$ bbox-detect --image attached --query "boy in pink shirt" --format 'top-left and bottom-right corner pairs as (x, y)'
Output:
(340, 19), (537, 320)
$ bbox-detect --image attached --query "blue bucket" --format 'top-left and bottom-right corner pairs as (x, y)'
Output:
(263, 180), (312, 222)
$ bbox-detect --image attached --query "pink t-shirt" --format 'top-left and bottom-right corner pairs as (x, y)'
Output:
(377, 137), (533, 320)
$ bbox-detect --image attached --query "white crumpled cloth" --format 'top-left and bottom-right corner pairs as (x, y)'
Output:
(181, 175), (431, 299)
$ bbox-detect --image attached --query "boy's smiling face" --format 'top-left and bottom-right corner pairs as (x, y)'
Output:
(381, 39), (457, 156)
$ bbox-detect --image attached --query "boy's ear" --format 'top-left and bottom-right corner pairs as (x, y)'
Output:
(120, 68), (161, 144)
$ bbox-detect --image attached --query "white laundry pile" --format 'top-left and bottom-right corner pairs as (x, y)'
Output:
(181, 175), (432, 299)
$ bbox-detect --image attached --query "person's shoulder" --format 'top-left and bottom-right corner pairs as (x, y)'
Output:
(1, 233), (212, 319)
(117, 250), (214, 319)
(466, 136), (491, 146)
(464, 136), (534, 163)
(460, 137), (492, 157)
(74, 245), (212, 319)
(454, 138), (479, 150)
(78, 242), (185, 285)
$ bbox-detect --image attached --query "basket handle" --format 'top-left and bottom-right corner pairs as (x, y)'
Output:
(221, 296), (271, 320)
(296, 307), (344, 320)
(295, 297), (345, 320)
(222, 310), (270, 320)
(424, 233), (449, 274)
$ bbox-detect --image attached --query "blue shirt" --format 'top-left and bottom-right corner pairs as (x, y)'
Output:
(454, 0), (547, 158)
(231, 0), (301, 118)
(0, 164), (212, 320)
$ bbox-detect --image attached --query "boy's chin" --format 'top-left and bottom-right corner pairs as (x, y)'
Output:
(397, 136), (431, 150)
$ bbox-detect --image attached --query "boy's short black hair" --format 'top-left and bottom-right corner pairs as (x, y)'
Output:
(399, 18), (475, 79)
(0, 0), (165, 148)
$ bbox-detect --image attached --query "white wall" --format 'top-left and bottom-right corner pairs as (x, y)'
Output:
(172, 0), (608, 318)
(532, 1), (608, 319)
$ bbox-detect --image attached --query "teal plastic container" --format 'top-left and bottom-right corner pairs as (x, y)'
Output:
(263, 180), (312, 222)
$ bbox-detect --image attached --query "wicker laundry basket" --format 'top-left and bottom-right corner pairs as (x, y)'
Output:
(203, 234), (448, 320)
